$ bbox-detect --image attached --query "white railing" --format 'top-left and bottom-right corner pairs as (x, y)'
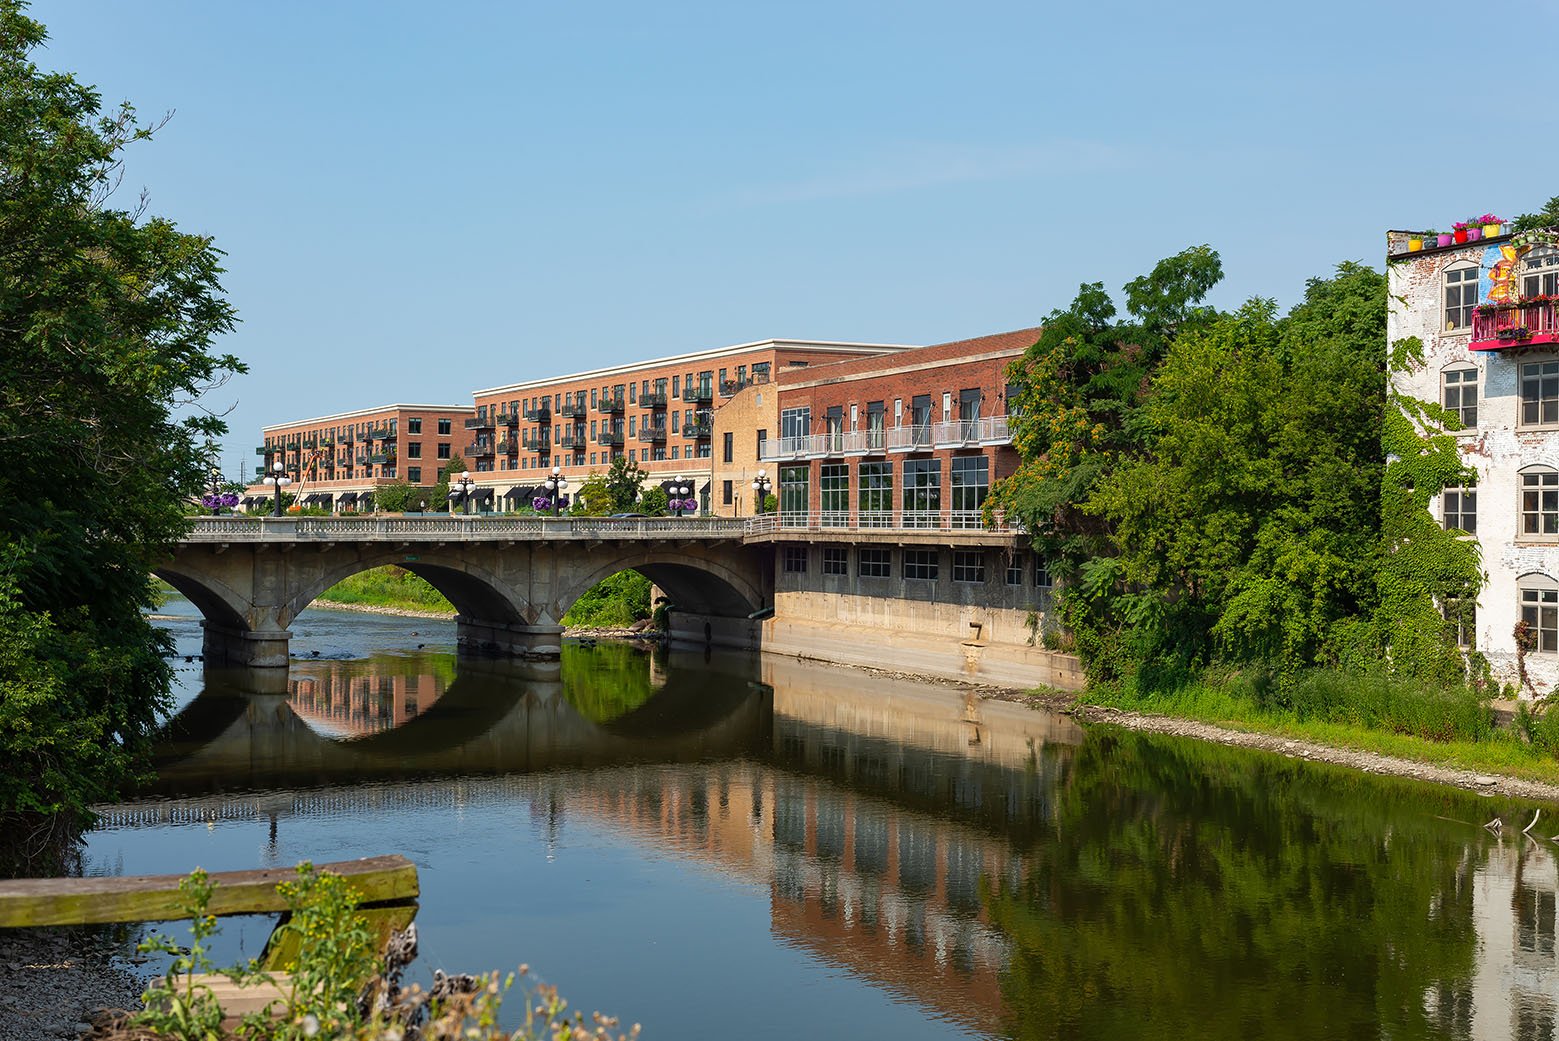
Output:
(757, 418), (1010, 462)
(744, 510), (1008, 536)
(183, 515), (750, 542)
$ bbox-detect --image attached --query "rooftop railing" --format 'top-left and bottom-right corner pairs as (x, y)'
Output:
(1471, 300), (1559, 351)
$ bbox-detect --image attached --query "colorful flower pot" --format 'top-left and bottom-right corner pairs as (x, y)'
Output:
(1408, 238), (1424, 251)
(1438, 234), (1454, 247)
(1484, 223), (1503, 238)
(1468, 228), (1483, 241)
(1454, 228), (1469, 243)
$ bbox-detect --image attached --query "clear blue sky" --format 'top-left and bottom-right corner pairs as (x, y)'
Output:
(32, 0), (1559, 478)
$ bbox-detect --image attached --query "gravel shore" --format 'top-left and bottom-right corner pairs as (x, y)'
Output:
(0, 928), (146, 1041)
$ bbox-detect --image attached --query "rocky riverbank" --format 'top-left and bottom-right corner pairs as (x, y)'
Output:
(0, 928), (145, 1041)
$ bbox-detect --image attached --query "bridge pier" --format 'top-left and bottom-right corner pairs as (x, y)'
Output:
(201, 621), (292, 669)
(456, 618), (566, 659)
(667, 612), (761, 652)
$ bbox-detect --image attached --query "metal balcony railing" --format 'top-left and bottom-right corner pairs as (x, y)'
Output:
(523, 406), (550, 423)
(1472, 300), (1559, 350)
(641, 391), (668, 409)
(465, 416), (494, 430)
(521, 436), (549, 452)
(556, 430), (586, 449)
(682, 385), (714, 404)
(598, 430), (625, 446)
(637, 427), (667, 443)
(719, 379), (745, 397)
(496, 439), (518, 456)
(496, 410), (519, 426)
(597, 397), (625, 414)
(464, 441), (495, 457)
(682, 421), (713, 439)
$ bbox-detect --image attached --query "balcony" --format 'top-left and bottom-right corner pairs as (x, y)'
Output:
(598, 430), (625, 447)
(464, 441), (495, 458)
(682, 385), (714, 405)
(522, 436), (550, 453)
(559, 401), (588, 419)
(719, 379), (745, 397)
(367, 452), (395, 465)
(637, 426), (667, 444)
(255, 446), (269, 456)
(598, 397), (625, 415)
(365, 425), (390, 440)
(682, 420), (713, 439)
(1472, 300), (1559, 351)
(496, 439), (518, 456)
(557, 429), (586, 449)
(523, 406), (550, 423)
(496, 410), (519, 426)
(932, 416), (1012, 447)
(642, 391), (668, 409)
(887, 425), (935, 452)
(465, 416), (494, 430)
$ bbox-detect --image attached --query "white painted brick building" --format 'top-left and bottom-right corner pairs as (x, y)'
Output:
(1387, 224), (1559, 695)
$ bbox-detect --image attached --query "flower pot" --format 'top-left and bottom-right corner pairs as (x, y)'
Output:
(1484, 223), (1502, 238)
(1468, 227), (1483, 241)
(1454, 228), (1469, 243)
(1408, 238), (1424, 251)
(1438, 234), (1453, 247)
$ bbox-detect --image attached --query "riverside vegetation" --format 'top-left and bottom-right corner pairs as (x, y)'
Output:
(314, 568), (652, 630)
(993, 234), (1559, 780)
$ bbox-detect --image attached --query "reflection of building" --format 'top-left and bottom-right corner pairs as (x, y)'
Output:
(1464, 840), (1559, 1041)
(287, 661), (449, 738)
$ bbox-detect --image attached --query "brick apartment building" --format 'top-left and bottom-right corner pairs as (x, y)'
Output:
(736, 329), (1040, 529)
(248, 403), (475, 511)
(466, 338), (914, 512)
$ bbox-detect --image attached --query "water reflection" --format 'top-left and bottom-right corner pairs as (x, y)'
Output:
(107, 608), (1559, 1040)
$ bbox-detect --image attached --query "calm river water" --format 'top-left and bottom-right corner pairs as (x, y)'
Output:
(93, 595), (1559, 1039)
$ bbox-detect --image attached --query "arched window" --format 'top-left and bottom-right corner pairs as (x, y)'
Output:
(1519, 574), (1559, 655)
(1441, 365), (1478, 428)
(1522, 247), (1559, 299)
(1445, 262), (1480, 332)
(1520, 466), (1559, 540)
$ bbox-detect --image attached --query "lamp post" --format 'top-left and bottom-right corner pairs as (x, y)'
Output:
(751, 469), (772, 516)
(264, 461), (292, 517)
(206, 464), (224, 516)
(670, 476), (692, 517)
(544, 466), (569, 517)
(453, 471), (476, 515)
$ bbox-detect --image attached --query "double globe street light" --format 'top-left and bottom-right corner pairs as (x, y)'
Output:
(751, 469), (772, 516)
(452, 470), (476, 515)
(263, 461), (293, 517)
(543, 466), (569, 518)
(669, 476), (693, 518)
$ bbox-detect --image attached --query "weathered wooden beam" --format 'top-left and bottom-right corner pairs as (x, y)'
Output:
(0, 854), (418, 928)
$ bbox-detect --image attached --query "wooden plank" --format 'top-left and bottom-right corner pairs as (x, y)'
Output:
(0, 855), (418, 928)
(152, 973), (293, 1026)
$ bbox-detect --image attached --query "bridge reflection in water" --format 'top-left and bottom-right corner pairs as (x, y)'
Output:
(99, 649), (1559, 1041)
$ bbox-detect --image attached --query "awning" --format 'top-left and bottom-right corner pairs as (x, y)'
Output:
(240, 497), (255, 506)
(473, 487), (495, 502)
(337, 492), (359, 504)
(504, 485), (533, 500)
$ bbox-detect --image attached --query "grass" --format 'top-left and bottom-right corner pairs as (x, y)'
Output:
(315, 566), (455, 614)
(1078, 668), (1559, 787)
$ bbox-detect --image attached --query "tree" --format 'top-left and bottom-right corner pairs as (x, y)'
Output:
(373, 480), (419, 513)
(430, 455), (467, 511)
(602, 455), (650, 512)
(0, 1), (242, 868)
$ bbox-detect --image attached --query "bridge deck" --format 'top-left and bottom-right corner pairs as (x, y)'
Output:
(181, 516), (749, 542)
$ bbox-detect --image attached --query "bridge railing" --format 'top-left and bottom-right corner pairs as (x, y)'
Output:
(184, 515), (750, 541)
(743, 511), (1016, 536)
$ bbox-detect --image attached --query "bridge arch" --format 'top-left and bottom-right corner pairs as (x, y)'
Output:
(154, 564), (252, 633)
(286, 550), (526, 629)
(559, 548), (765, 622)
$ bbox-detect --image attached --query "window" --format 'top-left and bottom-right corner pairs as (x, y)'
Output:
(1006, 557), (1025, 585)
(859, 548), (891, 578)
(1520, 578), (1559, 654)
(903, 459), (941, 526)
(952, 551), (985, 583)
(1441, 368), (1477, 429)
(1522, 247), (1559, 298)
(822, 547), (848, 576)
(437, 419), (452, 435)
(1520, 361), (1559, 427)
(407, 418), (422, 434)
(722, 480), (733, 505)
(950, 456), (989, 526)
(781, 407), (811, 454)
(903, 549), (939, 581)
(819, 463), (849, 526)
(1445, 264), (1478, 332)
(866, 401), (885, 450)
(1442, 599), (1475, 649)
(780, 465), (809, 520)
(723, 431), (734, 463)
(437, 443), (451, 459)
(407, 466), (421, 484)
(1443, 485), (1476, 533)
(783, 546), (808, 573)
(859, 462), (893, 525)
(1036, 555), (1052, 589)
(697, 443), (711, 459)
(1522, 468), (1559, 539)
(407, 442), (422, 458)
(757, 428), (768, 458)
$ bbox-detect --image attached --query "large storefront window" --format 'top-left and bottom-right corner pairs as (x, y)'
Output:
(859, 462), (893, 527)
(902, 459), (941, 528)
(819, 464), (849, 527)
(950, 456), (989, 528)
(780, 465), (809, 524)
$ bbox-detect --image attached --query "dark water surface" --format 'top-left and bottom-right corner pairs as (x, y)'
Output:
(95, 595), (1559, 1039)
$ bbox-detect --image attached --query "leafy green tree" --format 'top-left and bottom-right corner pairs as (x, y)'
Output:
(431, 455), (467, 511)
(0, 1), (242, 866)
(373, 480), (419, 513)
(638, 485), (669, 517)
(570, 473), (613, 516)
(603, 454), (650, 512)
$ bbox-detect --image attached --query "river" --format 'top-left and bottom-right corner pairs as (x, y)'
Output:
(93, 594), (1559, 1039)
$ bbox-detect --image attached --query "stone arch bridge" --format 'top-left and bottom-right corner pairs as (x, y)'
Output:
(159, 516), (773, 667)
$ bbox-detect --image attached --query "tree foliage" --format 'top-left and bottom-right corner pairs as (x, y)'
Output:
(0, 1), (242, 864)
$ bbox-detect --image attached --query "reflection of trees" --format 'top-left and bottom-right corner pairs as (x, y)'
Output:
(559, 641), (658, 722)
(985, 730), (1490, 1040)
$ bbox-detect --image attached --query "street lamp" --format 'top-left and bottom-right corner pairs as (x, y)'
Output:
(453, 470), (476, 515)
(263, 461), (292, 517)
(751, 469), (772, 516)
(670, 476), (693, 517)
(206, 464), (224, 516)
(544, 466), (569, 518)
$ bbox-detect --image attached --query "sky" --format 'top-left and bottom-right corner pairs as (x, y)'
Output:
(30, 0), (1559, 478)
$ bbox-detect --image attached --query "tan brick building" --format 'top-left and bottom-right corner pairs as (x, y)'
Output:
(467, 339), (914, 512)
(247, 403), (475, 512)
